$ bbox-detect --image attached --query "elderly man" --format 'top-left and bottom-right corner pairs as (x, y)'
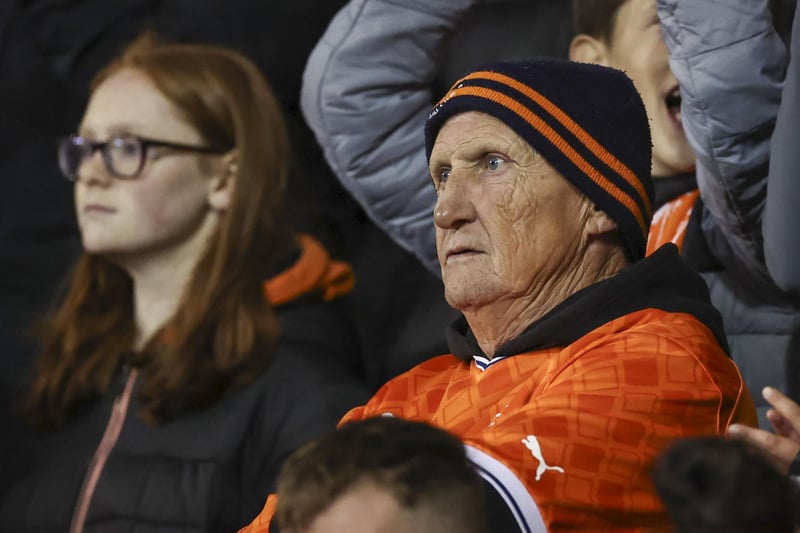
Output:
(241, 58), (756, 532)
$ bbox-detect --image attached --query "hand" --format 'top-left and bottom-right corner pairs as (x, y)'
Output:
(727, 386), (800, 475)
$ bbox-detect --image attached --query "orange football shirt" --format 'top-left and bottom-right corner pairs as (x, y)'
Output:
(240, 307), (755, 532)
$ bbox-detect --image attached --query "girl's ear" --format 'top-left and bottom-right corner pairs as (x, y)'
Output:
(208, 149), (238, 211)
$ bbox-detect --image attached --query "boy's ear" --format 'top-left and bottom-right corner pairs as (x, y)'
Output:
(569, 33), (610, 66)
(208, 149), (238, 211)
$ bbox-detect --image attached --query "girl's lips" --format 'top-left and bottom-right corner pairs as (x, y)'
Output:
(83, 204), (117, 214)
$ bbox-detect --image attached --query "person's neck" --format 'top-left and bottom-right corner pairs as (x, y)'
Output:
(116, 219), (217, 350)
(463, 247), (627, 358)
(130, 271), (189, 351)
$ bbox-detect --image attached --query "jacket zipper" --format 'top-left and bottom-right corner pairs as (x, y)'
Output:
(69, 367), (139, 533)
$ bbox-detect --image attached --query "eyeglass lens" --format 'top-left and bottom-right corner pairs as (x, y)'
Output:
(58, 135), (144, 180)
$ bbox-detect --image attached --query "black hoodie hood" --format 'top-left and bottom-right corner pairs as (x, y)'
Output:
(446, 244), (729, 361)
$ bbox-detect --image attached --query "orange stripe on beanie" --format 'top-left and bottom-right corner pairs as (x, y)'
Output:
(424, 58), (654, 261)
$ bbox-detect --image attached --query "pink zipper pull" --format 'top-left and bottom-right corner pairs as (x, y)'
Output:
(69, 367), (139, 533)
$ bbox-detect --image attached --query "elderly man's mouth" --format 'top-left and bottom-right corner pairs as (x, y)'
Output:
(446, 248), (482, 262)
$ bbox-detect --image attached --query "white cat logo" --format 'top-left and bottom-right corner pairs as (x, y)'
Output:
(522, 435), (564, 481)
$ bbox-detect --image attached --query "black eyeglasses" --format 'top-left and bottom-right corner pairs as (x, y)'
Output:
(57, 133), (228, 181)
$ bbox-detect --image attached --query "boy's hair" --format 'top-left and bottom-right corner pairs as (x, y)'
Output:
(571, 0), (629, 41)
(276, 417), (488, 533)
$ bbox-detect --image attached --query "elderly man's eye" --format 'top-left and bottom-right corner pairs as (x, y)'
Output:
(486, 156), (503, 171)
(438, 168), (451, 184)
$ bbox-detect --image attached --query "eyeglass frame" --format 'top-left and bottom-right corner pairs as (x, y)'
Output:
(57, 133), (229, 181)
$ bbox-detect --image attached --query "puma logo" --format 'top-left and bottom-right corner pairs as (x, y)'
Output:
(522, 435), (565, 481)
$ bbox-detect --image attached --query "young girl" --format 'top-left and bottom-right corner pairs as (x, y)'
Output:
(0, 33), (368, 533)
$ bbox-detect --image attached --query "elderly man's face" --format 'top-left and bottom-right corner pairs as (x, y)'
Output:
(429, 111), (593, 311)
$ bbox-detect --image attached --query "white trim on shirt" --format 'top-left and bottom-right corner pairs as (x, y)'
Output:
(465, 444), (547, 533)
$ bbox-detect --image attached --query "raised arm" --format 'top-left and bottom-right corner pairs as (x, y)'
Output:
(763, 4), (800, 295)
(300, 0), (478, 275)
(657, 0), (786, 286)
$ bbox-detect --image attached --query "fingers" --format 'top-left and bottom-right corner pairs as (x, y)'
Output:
(766, 408), (800, 441)
(726, 387), (800, 475)
(728, 423), (780, 450)
(728, 423), (800, 474)
(763, 386), (800, 426)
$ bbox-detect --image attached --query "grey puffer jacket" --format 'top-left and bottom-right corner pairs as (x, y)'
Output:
(302, 0), (800, 426)
(658, 0), (800, 425)
(301, 0), (475, 275)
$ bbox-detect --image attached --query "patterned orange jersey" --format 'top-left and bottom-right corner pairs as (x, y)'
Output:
(344, 308), (755, 531)
(239, 307), (755, 533)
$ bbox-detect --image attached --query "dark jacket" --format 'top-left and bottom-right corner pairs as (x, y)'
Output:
(0, 236), (370, 533)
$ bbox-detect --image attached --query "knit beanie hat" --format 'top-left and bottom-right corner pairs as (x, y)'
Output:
(424, 58), (654, 261)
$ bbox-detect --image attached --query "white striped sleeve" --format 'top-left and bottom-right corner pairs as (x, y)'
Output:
(465, 444), (548, 533)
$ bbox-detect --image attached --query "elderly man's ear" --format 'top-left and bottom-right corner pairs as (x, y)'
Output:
(569, 34), (610, 67)
(585, 206), (618, 236)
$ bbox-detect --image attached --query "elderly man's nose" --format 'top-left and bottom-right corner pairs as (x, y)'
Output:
(434, 178), (475, 229)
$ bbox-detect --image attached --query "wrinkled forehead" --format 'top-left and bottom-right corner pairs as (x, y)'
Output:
(430, 111), (586, 201)
(429, 112), (535, 161)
